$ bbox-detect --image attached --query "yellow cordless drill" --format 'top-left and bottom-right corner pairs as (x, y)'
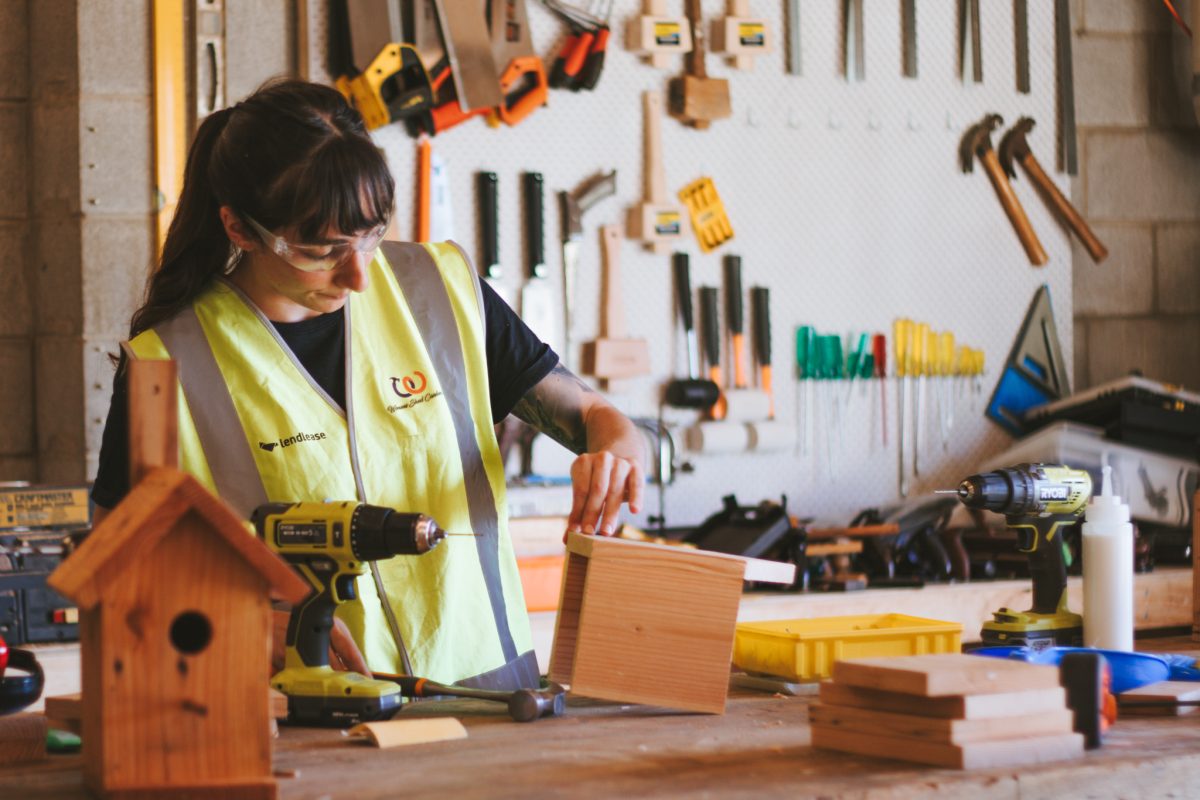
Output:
(252, 501), (449, 727)
(953, 463), (1093, 648)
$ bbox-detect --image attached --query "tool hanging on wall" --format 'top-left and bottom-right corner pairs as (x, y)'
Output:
(628, 91), (684, 253)
(701, 286), (728, 421)
(843, 0), (865, 81)
(960, 113), (1048, 267)
(785, 0), (801, 75)
(872, 333), (888, 448)
(999, 117), (1109, 264)
(559, 170), (617, 369)
(1014, 0), (1030, 93)
(795, 326), (813, 456)
(959, 0), (982, 83)
(665, 253), (720, 409)
(477, 171), (512, 303)
(521, 172), (557, 349)
(1055, 0), (1078, 174)
(545, 0), (611, 89)
(711, 0), (771, 71)
(487, 0), (549, 126)
(337, 43), (436, 133)
(985, 284), (1071, 437)
(722, 256), (771, 424)
(748, 287), (793, 452)
(628, 0), (693, 68)
(668, 0), (732, 129)
(434, 0), (504, 111)
(893, 318), (912, 497)
(581, 225), (652, 392)
(901, 0), (917, 78)
(415, 138), (432, 241)
(678, 176), (734, 252)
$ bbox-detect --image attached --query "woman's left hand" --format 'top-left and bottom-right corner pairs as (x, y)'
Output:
(568, 449), (643, 537)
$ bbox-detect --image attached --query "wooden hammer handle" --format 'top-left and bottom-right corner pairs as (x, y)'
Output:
(1021, 152), (1108, 264)
(979, 148), (1047, 266)
(600, 225), (624, 338)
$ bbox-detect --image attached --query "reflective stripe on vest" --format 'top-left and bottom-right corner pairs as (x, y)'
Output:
(134, 242), (535, 689)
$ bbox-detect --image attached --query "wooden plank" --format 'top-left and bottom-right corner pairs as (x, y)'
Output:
(548, 551), (587, 684)
(0, 713), (47, 766)
(347, 718), (468, 748)
(831, 654), (1061, 697)
(564, 531), (795, 585)
(809, 702), (1075, 744)
(818, 681), (1068, 720)
(811, 724), (1084, 769)
(126, 358), (178, 485)
(1118, 681), (1200, 716)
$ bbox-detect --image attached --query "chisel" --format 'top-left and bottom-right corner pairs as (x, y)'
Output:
(664, 253), (719, 409)
(901, 0), (917, 78)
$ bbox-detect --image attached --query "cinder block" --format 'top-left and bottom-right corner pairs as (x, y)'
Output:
(34, 335), (85, 458)
(0, 2), (29, 99)
(1082, 0), (1170, 34)
(34, 220), (83, 336)
(1072, 225), (1153, 316)
(226, 0), (293, 102)
(1073, 35), (1150, 128)
(1087, 317), (1200, 386)
(37, 455), (88, 485)
(1156, 225), (1200, 314)
(1085, 132), (1200, 221)
(79, 95), (154, 215)
(78, 0), (151, 96)
(0, 457), (37, 482)
(1149, 34), (1200, 131)
(30, 103), (81, 216)
(0, 226), (32, 337)
(29, 0), (78, 100)
(0, 105), (28, 218)
(81, 216), (154, 337)
(84, 336), (121, 461)
(1074, 319), (1089, 389)
(0, 339), (35, 455)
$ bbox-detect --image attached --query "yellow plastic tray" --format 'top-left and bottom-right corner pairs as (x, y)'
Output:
(733, 614), (963, 682)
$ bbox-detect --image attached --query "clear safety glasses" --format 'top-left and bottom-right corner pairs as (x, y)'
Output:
(243, 214), (387, 272)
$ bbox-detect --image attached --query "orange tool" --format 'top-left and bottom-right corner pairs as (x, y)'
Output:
(577, 0), (613, 90)
(488, 0), (548, 126)
(416, 137), (432, 241)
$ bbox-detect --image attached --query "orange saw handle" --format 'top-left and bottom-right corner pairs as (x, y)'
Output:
(496, 55), (549, 126)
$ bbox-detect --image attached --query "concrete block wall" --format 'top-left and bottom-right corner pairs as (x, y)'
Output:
(0, 1), (296, 485)
(1072, 0), (1200, 390)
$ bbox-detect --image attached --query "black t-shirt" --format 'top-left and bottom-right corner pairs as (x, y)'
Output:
(91, 279), (557, 509)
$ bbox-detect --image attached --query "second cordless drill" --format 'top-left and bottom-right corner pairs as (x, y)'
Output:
(954, 463), (1092, 647)
(253, 501), (449, 727)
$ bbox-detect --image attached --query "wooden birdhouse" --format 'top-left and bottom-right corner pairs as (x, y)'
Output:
(549, 532), (795, 714)
(48, 466), (309, 800)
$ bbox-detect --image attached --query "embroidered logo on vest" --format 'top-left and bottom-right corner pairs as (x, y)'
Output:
(387, 371), (442, 414)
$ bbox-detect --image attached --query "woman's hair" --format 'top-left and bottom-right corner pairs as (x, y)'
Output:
(129, 78), (395, 337)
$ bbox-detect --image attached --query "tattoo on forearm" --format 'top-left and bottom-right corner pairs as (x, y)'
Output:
(511, 364), (593, 454)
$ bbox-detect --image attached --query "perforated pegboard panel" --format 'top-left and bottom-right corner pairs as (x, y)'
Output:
(316, 0), (1074, 526)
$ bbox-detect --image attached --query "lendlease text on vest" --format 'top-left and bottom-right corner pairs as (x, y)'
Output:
(258, 430), (328, 453)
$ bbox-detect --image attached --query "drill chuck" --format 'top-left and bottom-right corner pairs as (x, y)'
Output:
(350, 504), (445, 559)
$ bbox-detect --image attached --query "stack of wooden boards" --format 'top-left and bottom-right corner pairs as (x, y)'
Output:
(811, 654), (1084, 769)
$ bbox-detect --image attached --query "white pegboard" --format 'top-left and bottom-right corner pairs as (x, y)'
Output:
(322, 0), (1075, 526)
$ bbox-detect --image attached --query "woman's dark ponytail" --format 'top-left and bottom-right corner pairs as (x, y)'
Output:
(129, 107), (237, 338)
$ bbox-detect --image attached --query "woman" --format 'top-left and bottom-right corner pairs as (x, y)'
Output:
(91, 79), (644, 690)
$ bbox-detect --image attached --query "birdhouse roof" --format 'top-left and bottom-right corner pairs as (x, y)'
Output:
(49, 467), (309, 609)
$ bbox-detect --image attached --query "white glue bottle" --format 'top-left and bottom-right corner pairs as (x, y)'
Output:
(1082, 465), (1135, 651)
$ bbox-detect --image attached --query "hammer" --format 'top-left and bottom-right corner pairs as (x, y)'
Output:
(999, 117), (1108, 264)
(380, 674), (567, 722)
(960, 113), (1047, 266)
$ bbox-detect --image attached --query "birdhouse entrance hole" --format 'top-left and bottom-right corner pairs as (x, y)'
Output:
(170, 610), (213, 654)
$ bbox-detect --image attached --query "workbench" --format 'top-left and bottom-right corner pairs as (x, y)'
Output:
(4, 567), (1196, 798)
(3, 634), (1200, 798)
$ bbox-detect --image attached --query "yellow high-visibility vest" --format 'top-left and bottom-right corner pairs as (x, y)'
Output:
(128, 242), (537, 689)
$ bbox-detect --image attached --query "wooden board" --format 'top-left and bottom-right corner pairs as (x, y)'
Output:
(347, 718), (468, 748)
(564, 531), (795, 585)
(1118, 681), (1200, 716)
(809, 702), (1075, 744)
(811, 724), (1084, 769)
(818, 681), (1069, 720)
(831, 653), (1062, 697)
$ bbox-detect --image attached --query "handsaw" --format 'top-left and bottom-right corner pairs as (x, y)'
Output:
(488, 0), (549, 126)
(559, 171), (617, 369)
(520, 172), (558, 349)
(432, 0), (503, 111)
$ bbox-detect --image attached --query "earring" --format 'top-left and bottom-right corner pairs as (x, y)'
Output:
(224, 244), (244, 274)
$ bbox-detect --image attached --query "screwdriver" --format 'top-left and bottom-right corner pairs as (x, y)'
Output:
(912, 322), (930, 478)
(938, 331), (955, 450)
(893, 318), (912, 497)
(872, 333), (887, 448)
(795, 325), (813, 456)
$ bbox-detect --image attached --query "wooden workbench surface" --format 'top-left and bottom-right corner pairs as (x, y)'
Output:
(7, 636), (1200, 799)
